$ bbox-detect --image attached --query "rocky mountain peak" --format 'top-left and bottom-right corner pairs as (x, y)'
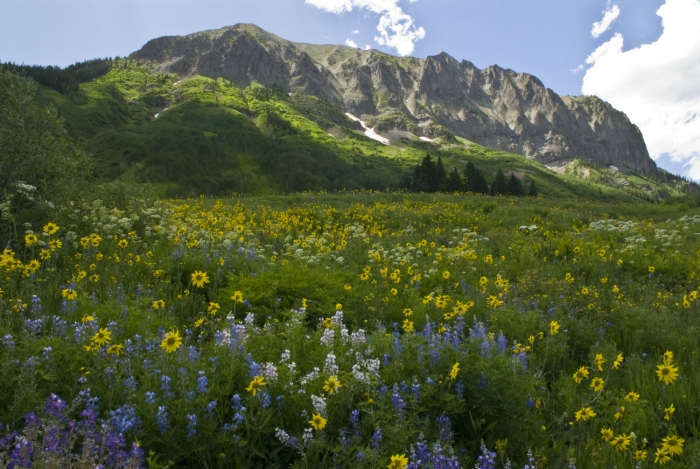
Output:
(132, 24), (656, 172)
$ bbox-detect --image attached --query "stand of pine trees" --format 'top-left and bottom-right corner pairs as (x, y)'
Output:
(0, 58), (112, 95)
(404, 155), (537, 197)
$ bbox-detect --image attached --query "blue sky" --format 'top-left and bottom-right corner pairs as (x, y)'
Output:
(1, 0), (698, 178)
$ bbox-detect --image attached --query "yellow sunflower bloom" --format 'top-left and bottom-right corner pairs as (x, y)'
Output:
(231, 291), (244, 303)
(656, 363), (679, 385)
(92, 328), (112, 347)
(661, 435), (684, 456)
(610, 434), (631, 451)
(160, 330), (182, 353)
(549, 320), (560, 335)
(191, 270), (210, 288)
(43, 222), (59, 235)
(323, 376), (341, 395)
(573, 366), (589, 384)
(246, 376), (266, 396)
(574, 407), (596, 421)
(308, 413), (327, 430)
(388, 454), (409, 469)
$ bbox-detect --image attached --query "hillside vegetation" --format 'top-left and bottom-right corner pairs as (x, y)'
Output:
(13, 59), (692, 201)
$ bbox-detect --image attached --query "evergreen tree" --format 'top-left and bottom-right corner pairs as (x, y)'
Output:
(490, 168), (508, 196)
(399, 171), (413, 190)
(464, 161), (477, 192)
(473, 167), (490, 194)
(445, 167), (464, 192)
(464, 161), (489, 194)
(527, 179), (538, 197)
(508, 173), (524, 196)
(434, 157), (447, 192)
(411, 164), (422, 191)
(417, 154), (436, 192)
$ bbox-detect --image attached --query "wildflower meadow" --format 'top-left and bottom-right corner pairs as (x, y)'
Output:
(2, 191), (700, 468)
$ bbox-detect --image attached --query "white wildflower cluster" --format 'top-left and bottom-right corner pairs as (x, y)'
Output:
(300, 367), (320, 388)
(287, 309), (306, 328)
(386, 245), (416, 265)
(343, 223), (369, 240)
(263, 363), (278, 384)
(654, 229), (681, 251)
(447, 228), (490, 260)
(302, 428), (314, 447)
(280, 349), (291, 362)
(215, 322), (248, 347)
(324, 353), (338, 375)
(518, 225), (539, 233)
(350, 329), (367, 347)
(311, 394), (326, 415)
(621, 235), (647, 253)
(351, 355), (381, 384)
(678, 215), (700, 230)
(331, 311), (344, 327)
(320, 329), (335, 346)
(275, 428), (292, 446)
(589, 219), (638, 233)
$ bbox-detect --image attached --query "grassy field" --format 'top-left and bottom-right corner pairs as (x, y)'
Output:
(2, 191), (700, 468)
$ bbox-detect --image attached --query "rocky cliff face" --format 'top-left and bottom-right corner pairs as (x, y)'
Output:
(132, 24), (656, 172)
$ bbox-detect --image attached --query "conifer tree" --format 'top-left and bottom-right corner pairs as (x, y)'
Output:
(464, 161), (477, 192)
(528, 179), (538, 197)
(434, 157), (447, 192)
(445, 167), (464, 192)
(508, 173), (524, 196)
(490, 168), (508, 196)
(464, 161), (489, 194)
(473, 167), (490, 194)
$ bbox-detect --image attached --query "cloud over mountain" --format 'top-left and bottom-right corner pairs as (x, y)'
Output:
(305, 0), (425, 55)
(582, 0), (700, 178)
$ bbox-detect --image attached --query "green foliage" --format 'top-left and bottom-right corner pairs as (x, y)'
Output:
(0, 58), (112, 95)
(20, 64), (691, 203)
(0, 71), (91, 240)
(3, 192), (700, 467)
(490, 168), (508, 196)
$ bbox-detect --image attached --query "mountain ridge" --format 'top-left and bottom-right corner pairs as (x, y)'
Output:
(131, 23), (656, 172)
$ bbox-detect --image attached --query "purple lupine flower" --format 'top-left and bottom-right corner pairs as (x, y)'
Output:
(197, 371), (208, 393)
(475, 440), (496, 469)
(371, 427), (382, 450)
(156, 406), (169, 434)
(185, 414), (197, 438)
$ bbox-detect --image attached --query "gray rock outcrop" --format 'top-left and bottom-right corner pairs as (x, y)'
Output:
(132, 23), (656, 172)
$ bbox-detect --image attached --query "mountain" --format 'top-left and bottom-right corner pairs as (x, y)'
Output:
(10, 23), (695, 200)
(132, 23), (655, 172)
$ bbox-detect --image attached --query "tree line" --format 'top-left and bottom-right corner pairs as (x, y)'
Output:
(402, 154), (537, 196)
(0, 58), (112, 95)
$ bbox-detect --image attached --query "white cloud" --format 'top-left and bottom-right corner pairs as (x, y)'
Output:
(345, 38), (359, 48)
(305, 0), (425, 56)
(591, 4), (621, 38)
(351, 29), (360, 34)
(582, 0), (700, 178)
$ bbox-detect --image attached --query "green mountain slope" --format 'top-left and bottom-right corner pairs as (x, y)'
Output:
(29, 60), (695, 201)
